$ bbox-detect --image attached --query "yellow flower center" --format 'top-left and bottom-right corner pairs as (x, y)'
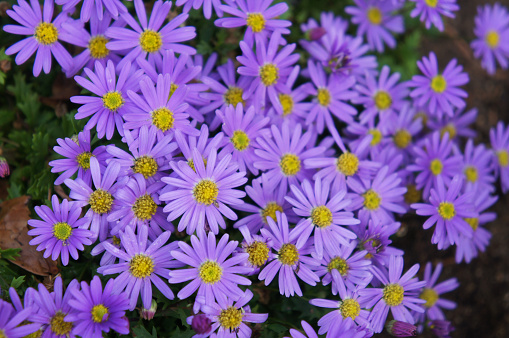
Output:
(317, 88), (331, 107)
(414, 111), (428, 126)
(404, 184), (421, 204)
(363, 189), (381, 211)
(393, 129), (412, 149)
(280, 153), (301, 176)
(279, 94), (294, 116)
(88, 35), (109, 59)
(53, 222), (72, 241)
(246, 13), (266, 33)
(76, 152), (93, 169)
(21, 327), (42, 338)
(260, 63), (279, 86)
(278, 243), (299, 266)
(152, 107), (175, 132)
(311, 205), (333, 228)
(91, 304), (109, 323)
(327, 256), (349, 276)
(464, 166), (478, 183)
(465, 217), (479, 231)
(430, 158), (443, 175)
(438, 202), (455, 220)
(132, 194), (157, 220)
(383, 283), (404, 306)
(420, 288), (439, 308)
(485, 30), (500, 48)
(89, 189), (114, 214)
(440, 124), (456, 139)
(374, 91), (392, 110)
(231, 130), (250, 151)
(497, 150), (509, 167)
(367, 7), (383, 25)
(169, 83), (179, 99)
(337, 152), (359, 176)
(261, 202), (284, 224)
(339, 299), (361, 320)
(139, 29), (162, 53)
(129, 254), (154, 278)
(112, 235), (121, 246)
(425, 0), (438, 7)
(218, 306), (243, 330)
(193, 179), (219, 205)
(369, 129), (382, 146)
(102, 91), (124, 112)
(50, 311), (73, 336)
(224, 87), (245, 107)
(133, 155), (158, 179)
(199, 260), (222, 284)
(431, 75), (447, 94)
(34, 22), (58, 45)
(246, 241), (270, 267)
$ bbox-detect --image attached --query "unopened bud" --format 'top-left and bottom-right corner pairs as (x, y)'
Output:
(0, 157), (9, 178)
(386, 320), (417, 337)
(191, 314), (212, 335)
(428, 320), (454, 338)
(308, 27), (326, 41)
(140, 300), (157, 320)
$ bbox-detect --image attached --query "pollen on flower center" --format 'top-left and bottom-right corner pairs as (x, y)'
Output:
(497, 150), (509, 167)
(260, 63), (279, 86)
(169, 83), (179, 99)
(218, 306), (243, 330)
(133, 155), (158, 179)
(440, 124), (457, 139)
(199, 260), (222, 284)
(430, 158), (443, 175)
(425, 0), (438, 7)
(374, 91), (392, 110)
(91, 304), (109, 323)
(88, 35), (109, 59)
(485, 30), (500, 48)
(89, 189), (114, 214)
(231, 130), (250, 151)
(279, 94), (294, 116)
(261, 202), (283, 224)
(363, 189), (381, 210)
(438, 202), (455, 220)
(280, 153), (301, 176)
(278, 243), (299, 266)
(337, 152), (359, 176)
(339, 299), (361, 320)
(133, 194), (157, 220)
(129, 254), (154, 278)
(53, 222), (72, 241)
(139, 29), (162, 53)
(404, 184), (421, 205)
(367, 7), (383, 25)
(224, 86), (245, 107)
(246, 13), (266, 33)
(420, 287), (439, 308)
(431, 75), (447, 93)
(311, 205), (333, 228)
(327, 256), (349, 276)
(102, 91), (124, 111)
(317, 88), (331, 107)
(152, 107), (175, 132)
(465, 217), (479, 231)
(193, 179), (219, 205)
(369, 129), (382, 146)
(246, 241), (270, 267)
(50, 311), (73, 336)
(76, 152), (94, 169)
(383, 283), (404, 307)
(393, 129), (412, 149)
(34, 22), (58, 45)
(464, 166), (478, 183)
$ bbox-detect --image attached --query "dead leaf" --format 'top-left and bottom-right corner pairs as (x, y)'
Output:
(0, 196), (59, 276)
(40, 73), (80, 113)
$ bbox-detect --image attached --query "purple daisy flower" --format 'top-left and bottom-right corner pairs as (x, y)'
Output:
(411, 175), (477, 249)
(471, 3), (509, 75)
(90, 235), (123, 266)
(49, 130), (108, 185)
(27, 195), (93, 266)
(168, 231), (252, 312)
(237, 224), (273, 273)
(410, 0), (459, 32)
(171, 124), (224, 168)
(0, 299), (40, 338)
(287, 321), (319, 338)
(258, 212), (320, 297)
(386, 103), (423, 155)
(408, 52), (469, 118)
(359, 255), (426, 333)
(65, 276), (130, 337)
(106, 0), (196, 69)
(286, 177), (358, 258)
(490, 121), (509, 193)
(4, 0), (73, 76)
(161, 147), (247, 234)
(56, 0), (126, 22)
(71, 60), (144, 140)
(428, 107), (477, 142)
(98, 227), (180, 310)
(346, 120), (390, 160)
(177, 0), (224, 20)
(345, 0), (404, 52)
(457, 138), (495, 194)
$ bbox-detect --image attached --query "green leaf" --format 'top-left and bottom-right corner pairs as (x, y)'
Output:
(10, 275), (25, 289)
(0, 248), (21, 260)
(132, 326), (157, 338)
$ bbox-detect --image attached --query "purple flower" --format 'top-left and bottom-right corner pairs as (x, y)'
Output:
(56, 0), (126, 22)
(428, 107), (477, 142)
(189, 313), (212, 335)
(385, 320), (417, 337)
(0, 157), (9, 178)
(177, 0), (223, 19)
(408, 52), (469, 118)
(65, 276), (130, 337)
(0, 298), (40, 338)
(410, 0), (459, 32)
(4, 0), (73, 76)
(237, 225), (273, 273)
(386, 103), (423, 153)
(457, 138), (495, 194)
(490, 121), (509, 193)
(287, 321), (319, 338)
(428, 319), (454, 338)
(27, 195), (93, 265)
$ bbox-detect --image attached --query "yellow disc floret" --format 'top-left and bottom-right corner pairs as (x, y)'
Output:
(76, 152), (93, 169)
(133, 194), (157, 220)
(339, 299), (361, 320)
(430, 158), (443, 175)
(425, 0), (438, 7)
(193, 179), (219, 205)
(327, 257), (349, 276)
(369, 129), (382, 146)
(337, 152), (359, 176)
(363, 189), (381, 210)
(89, 189), (114, 214)
(130, 254), (154, 278)
(383, 283), (404, 306)
(152, 107), (175, 132)
(169, 83), (179, 99)
(311, 205), (333, 228)
(485, 30), (500, 48)
(404, 184), (421, 205)
(440, 124), (457, 139)
(231, 130), (250, 151)
(246, 13), (266, 33)
(279, 94), (294, 116)
(35, 22), (58, 45)
(88, 35), (109, 59)
(260, 63), (279, 86)
(465, 217), (479, 231)
(317, 88), (331, 107)
(497, 150), (509, 167)
(261, 202), (283, 224)
(464, 166), (478, 183)
(367, 7), (383, 25)
(133, 155), (158, 179)
(246, 241), (270, 267)
(218, 306), (243, 330)
(102, 91), (124, 112)
(199, 260), (222, 284)
(280, 153), (301, 176)
(438, 202), (455, 220)
(53, 222), (72, 242)
(50, 311), (73, 336)
(91, 304), (109, 323)
(374, 91), (392, 110)
(431, 75), (447, 93)
(420, 287), (439, 308)
(139, 29), (162, 53)
(393, 129), (412, 149)
(224, 87), (245, 107)
(278, 243), (299, 266)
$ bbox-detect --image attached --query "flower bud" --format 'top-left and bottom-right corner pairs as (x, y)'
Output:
(140, 299), (157, 320)
(0, 157), (9, 178)
(191, 314), (212, 335)
(386, 320), (417, 337)
(307, 27), (326, 41)
(428, 320), (454, 338)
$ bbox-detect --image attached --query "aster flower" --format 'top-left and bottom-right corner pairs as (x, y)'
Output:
(345, 0), (404, 52)
(287, 321), (319, 338)
(65, 276), (130, 337)
(71, 60), (144, 140)
(106, 0), (196, 69)
(168, 232), (252, 312)
(411, 175), (477, 249)
(4, 0), (73, 76)
(286, 177), (358, 258)
(410, 0), (459, 32)
(492, 121), (509, 192)
(237, 225), (272, 273)
(386, 103), (423, 155)
(177, 0), (224, 19)
(27, 195), (93, 265)
(189, 313), (213, 336)
(346, 120), (389, 160)
(171, 124), (224, 168)
(359, 255), (426, 333)
(428, 107), (478, 142)
(56, 0), (126, 22)
(49, 130), (108, 185)
(456, 138), (495, 194)
(98, 227), (180, 310)
(408, 52), (469, 118)
(0, 299), (40, 338)
(258, 212), (320, 297)
(90, 235), (122, 266)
